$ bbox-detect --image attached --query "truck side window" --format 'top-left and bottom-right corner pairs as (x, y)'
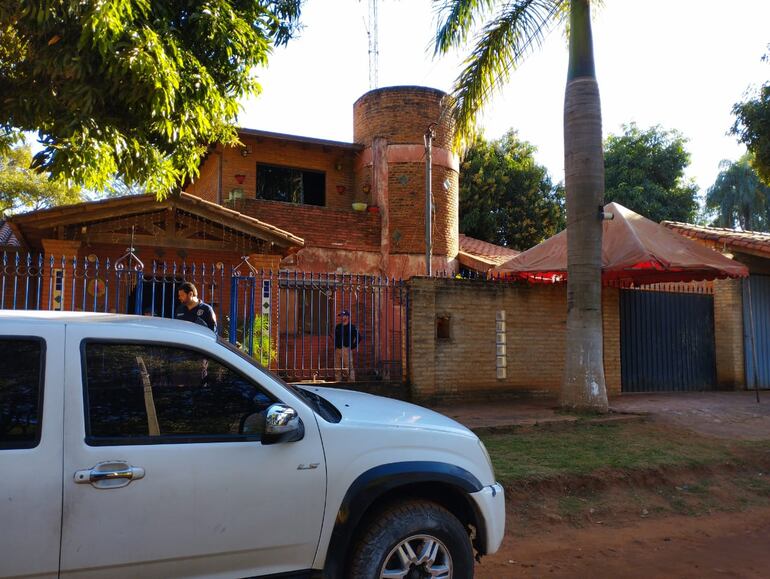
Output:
(0, 338), (44, 449)
(83, 342), (275, 445)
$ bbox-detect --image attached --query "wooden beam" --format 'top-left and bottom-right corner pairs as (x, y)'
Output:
(86, 233), (270, 253)
(733, 247), (770, 261)
(13, 197), (169, 228)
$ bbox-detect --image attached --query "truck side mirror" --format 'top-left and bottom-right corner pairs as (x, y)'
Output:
(262, 403), (304, 445)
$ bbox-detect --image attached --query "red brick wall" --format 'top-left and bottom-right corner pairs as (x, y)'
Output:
(385, 164), (458, 256)
(186, 148), (221, 203)
(353, 86), (455, 149)
(231, 198), (381, 252)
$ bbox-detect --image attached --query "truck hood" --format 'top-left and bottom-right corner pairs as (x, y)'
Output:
(298, 386), (475, 438)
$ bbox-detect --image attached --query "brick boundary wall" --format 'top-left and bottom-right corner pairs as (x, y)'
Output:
(407, 277), (621, 402)
(713, 277), (746, 387)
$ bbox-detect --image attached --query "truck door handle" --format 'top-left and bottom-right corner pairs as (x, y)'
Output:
(74, 461), (145, 489)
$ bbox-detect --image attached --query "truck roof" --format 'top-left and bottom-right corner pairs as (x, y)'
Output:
(0, 310), (217, 339)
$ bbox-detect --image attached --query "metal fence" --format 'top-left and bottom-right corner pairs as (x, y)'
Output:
(1, 251), (407, 383)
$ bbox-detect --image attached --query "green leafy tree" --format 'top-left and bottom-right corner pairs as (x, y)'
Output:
(460, 130), (564, 250)
(706, 155), (770, 231)
(604, 123), (698, 223)
(0, 144), (81, 216)
(731, 46), (770, 185)
(434, 0), (609, 411)
(0, 1), (301, 196)
(224, 314), (277, 367)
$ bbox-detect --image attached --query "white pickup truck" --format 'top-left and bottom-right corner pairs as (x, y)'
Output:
(0, 311), (504, 579)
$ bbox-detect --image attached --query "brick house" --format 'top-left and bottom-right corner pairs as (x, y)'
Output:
(2, 86), (507, 384)
(6, 86), (511, 279)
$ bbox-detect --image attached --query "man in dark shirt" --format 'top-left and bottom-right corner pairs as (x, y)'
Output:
(175, 282), (217, 333)
(334, 310), (359, 382)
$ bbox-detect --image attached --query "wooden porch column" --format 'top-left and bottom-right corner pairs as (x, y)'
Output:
(41, 239), (82, 311)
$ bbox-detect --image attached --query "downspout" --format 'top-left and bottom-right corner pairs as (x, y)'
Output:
(424, 125), (435, 276)
(216, 148), (224, 205)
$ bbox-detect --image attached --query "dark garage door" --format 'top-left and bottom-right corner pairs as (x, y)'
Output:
(620, 289), (716, 393)
(743, 275), (770, 390)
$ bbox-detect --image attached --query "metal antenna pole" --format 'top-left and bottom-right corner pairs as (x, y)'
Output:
(368, 0), (379, 89)
(424, 125), (435, 276)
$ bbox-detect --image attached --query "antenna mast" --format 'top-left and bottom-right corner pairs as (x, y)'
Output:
(367, 0), (379, 89)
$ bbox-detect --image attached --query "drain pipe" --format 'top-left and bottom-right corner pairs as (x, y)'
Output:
(424, 124), (436, 276)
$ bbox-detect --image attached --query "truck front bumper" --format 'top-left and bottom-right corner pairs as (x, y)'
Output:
(469, 482), (505, 554)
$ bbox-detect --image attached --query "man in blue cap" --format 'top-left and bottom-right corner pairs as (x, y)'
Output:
(334, 309), (359, 382)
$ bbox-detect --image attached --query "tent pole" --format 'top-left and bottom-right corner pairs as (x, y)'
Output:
(745, 276), (761, 404)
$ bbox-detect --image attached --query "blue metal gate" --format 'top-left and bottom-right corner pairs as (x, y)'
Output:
(620, 288), (716, 392)
(743, 275), (770, 390)
(228, 268), (408, 382)
(1, 250), (407, 384)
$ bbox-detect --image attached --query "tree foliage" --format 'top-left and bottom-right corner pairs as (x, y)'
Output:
(706, 154), (770, 231)
(460, 130), (564, 250)
(603, 123), (698, 224)
(732, 45), (770, 185)
(0, 1), (301, 196)
(433, 0), (569, 147)
(0, 144), (81, 216)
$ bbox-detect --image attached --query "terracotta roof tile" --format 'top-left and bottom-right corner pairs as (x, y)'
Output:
(457, 234), (520, 270)
(459, 234), (519, 261)
(662, 221), (770, 258)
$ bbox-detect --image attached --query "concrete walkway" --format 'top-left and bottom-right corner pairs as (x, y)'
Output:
(428, 391), (770, 440)
(612, 391), (770, 440)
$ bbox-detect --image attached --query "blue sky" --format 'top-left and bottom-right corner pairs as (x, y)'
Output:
(239, 0), (770, 201)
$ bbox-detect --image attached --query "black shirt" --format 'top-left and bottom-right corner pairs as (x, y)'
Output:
(175, 300), (217, 332)
(334, 322), (359, 349)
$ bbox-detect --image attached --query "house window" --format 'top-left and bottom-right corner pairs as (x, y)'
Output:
(256, 164), (325, 206)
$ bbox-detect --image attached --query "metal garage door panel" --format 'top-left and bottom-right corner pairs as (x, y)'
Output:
(743, 275), (770, 390)
(621, 290), (716, 393)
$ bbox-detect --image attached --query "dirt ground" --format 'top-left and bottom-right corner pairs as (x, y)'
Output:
(475, 461), (770, 578)
(464, 392), (770, 578)
(611, 391), (770, 440)
(477, 506), (770, 578)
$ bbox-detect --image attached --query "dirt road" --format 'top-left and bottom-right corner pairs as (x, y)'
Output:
(477, 506), (770, 578)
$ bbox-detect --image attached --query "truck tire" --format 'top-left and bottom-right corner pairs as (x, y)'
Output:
(348, 499), (474, 579)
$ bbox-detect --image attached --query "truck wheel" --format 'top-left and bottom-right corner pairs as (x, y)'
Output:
(348, 500), (474, 579)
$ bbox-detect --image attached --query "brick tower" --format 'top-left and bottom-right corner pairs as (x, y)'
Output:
(353, 86), (459, 277)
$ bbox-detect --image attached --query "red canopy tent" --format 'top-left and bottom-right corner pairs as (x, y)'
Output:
(494, 202), (749, 285)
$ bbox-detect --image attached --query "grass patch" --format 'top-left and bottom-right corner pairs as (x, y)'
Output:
(481, 422), (740, 484)
(735, 472), (770, 497)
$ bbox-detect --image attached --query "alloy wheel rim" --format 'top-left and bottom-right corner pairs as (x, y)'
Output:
(379, 533), (453, 578)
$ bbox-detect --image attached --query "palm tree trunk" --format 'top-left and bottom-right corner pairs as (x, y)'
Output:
(560, 0), (608, 412)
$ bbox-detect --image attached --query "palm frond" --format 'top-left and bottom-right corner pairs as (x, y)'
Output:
(448, 0), (565, 148)
(433, 0), (496, 55)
